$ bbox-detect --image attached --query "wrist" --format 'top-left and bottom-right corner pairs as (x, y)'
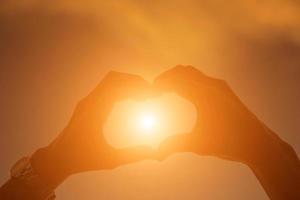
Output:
(245, 123), (297, 168)
(242, 121), (299, 176)
(8, 156), (56, 200)
(30, 147), (70, 189)
(243, 125), (300, 199)
(243, 123), (279, 167)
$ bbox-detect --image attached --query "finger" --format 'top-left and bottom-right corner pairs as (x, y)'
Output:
(153, 65), (205, 101)
(153, 65), (232, 111)
(157, 133), (199, 160)
(155, 65), (206, 82)
(76, 71), (152, 123)
(153, 73), (202, 104)
(114, 146), (156, 166)
(153, 65), (228, 97)
(90, 71), (152, 102)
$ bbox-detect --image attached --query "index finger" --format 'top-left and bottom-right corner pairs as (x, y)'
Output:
(89, 71), (151, 103)
(74, 71), (151, 127)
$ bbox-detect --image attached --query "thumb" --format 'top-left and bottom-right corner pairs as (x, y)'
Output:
(115, 146), (156, 165)
(157, 133), (198, 160)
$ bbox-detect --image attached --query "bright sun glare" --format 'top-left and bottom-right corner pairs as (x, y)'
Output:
(104, 93), (197, 148)
(139, 113), (157, 133)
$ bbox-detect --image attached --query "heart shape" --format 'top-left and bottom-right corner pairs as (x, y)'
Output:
(104, 93), (197, 148)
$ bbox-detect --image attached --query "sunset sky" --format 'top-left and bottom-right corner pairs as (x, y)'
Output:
(1, 1), (300, 199)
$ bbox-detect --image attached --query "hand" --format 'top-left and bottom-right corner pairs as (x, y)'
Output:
(31, 71), (154, 187)
(154, 65), (273, 163)
(154, 66), (300, 200)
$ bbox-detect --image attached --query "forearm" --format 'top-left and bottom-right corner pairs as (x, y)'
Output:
(30, 147), (69, 189)
(0, 148), (68, 200)
(247, 127), (300, 200)
(0, 178), (37, 200)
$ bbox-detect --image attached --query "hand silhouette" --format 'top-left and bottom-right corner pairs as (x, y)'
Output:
(154, 65), (277, 163)
(31, 71), (154, 187)
(1, 67), (299, 200)
(154, 65), (300, 200)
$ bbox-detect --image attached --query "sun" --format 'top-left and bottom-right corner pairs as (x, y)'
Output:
(139, 112), (157, 133)
(103, 93), (197, 148)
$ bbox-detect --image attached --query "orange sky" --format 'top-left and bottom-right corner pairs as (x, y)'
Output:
(0, 1), (300, 199)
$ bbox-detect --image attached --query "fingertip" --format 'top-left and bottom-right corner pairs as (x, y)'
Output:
(154, 65), (189, 81)
(120, 145), (156, 162)
(158, 133), (194, 154)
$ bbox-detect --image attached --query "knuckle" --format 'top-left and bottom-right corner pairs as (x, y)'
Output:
(104, 71), (127, 84)
(103, 71), (147, 90)
(76, 97), (86, 106)
(184, 65), (197, 71)
(219, 79), (229, 87)
(107, 71), (142, 81)
(184, 65), (206, 78)
(167, 65), (186, 75)
(156, 65), (186, 80)
(218, 79), (227, 85)
(74, 99), (85, 111)
(106, 70), (120, 79)
(215, 79), (231, 91)
(173, 64), (186, 70)
(102, 71), (117, 83)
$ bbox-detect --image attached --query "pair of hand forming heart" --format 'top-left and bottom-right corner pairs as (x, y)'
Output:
(30, 65), (285, 189)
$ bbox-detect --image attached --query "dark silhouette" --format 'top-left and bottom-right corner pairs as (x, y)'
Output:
(154, 66), (300, 200)
(0, 66), (299, 200)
